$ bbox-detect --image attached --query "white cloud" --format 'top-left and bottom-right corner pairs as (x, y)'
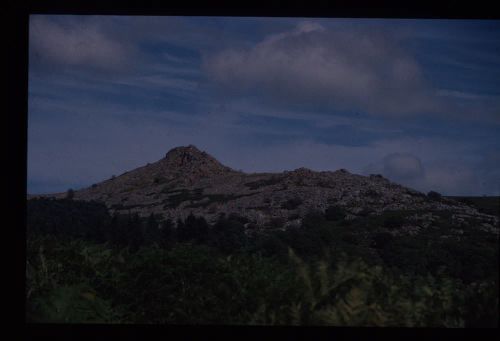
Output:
(203, 21), (444, 117)
(30, 16), (131, 70)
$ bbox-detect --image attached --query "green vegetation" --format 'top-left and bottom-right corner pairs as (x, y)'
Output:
(26, 198), (498, 326)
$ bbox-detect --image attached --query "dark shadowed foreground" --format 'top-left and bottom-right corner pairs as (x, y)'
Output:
(26, 195), (498, 326)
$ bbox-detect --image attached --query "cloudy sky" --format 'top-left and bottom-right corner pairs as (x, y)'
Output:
(28, 15), (500, 195)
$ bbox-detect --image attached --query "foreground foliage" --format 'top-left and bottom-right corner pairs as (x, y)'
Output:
(26, 198), (499, 326)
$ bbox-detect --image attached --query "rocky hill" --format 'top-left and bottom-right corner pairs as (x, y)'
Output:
(30, 145), (499, 233)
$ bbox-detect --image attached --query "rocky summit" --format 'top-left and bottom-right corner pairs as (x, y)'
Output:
(33, 145), (499, 233)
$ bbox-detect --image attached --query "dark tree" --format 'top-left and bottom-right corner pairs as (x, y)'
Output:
(66, 188), (75, 200)
(210, 216), (247, 254)
(26, 198), (110, 241)
(126, 213), (144, 252)
(176, 213), (209, 243)
(159, 219), (174, 247)
(108, 213), (121, 246)
(143, 213), (160, 246)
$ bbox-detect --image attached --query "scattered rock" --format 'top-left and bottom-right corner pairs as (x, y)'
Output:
(33, 145), (499, 232)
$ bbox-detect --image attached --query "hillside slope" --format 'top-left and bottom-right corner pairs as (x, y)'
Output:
(31, 145), (499, 232)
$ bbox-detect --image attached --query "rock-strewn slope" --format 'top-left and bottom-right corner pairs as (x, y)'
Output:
(31, 145), (499, 232)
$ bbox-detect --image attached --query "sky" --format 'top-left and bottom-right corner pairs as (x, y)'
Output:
(28, 15), (500, 196)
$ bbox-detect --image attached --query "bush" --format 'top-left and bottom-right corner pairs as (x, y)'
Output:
(370, 232), (393, 249)
(252, 249), (468, 327)
(25, 198), (499, 326)
(227, 213), (250, 224)
(28, 283), (121, 323)
(382, 212), (406, 229)
(302, 210), (326, 228)
(281, 198), (303, 210)
(26, 230), (498, 326)
(365, 189), (380, 198)
(325, 205), (346, 221)
(267, 217), (286, 229)
(358, 208), (374, 217)
(427, 191), (442, 200)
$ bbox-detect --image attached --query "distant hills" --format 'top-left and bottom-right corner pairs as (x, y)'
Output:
(29, 145), (499, 232)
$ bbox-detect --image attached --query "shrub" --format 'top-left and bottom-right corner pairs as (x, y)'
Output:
(302, 210), (326, 229)
(370, 232), (393, 249)
(365, 189), (380, 198)
(427, 191), (442, 200)
(250, 249), (469, 327)
(268, 217), (286, 229)
(358, 208), (374, 217)
(227, 213), (250, 224)
(325, 205), (346, 221)
(382, 212), (406, 229)
(26, 229), (498, 326)
(281, 198), (303, 210)
(28, 284), (121, 323)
